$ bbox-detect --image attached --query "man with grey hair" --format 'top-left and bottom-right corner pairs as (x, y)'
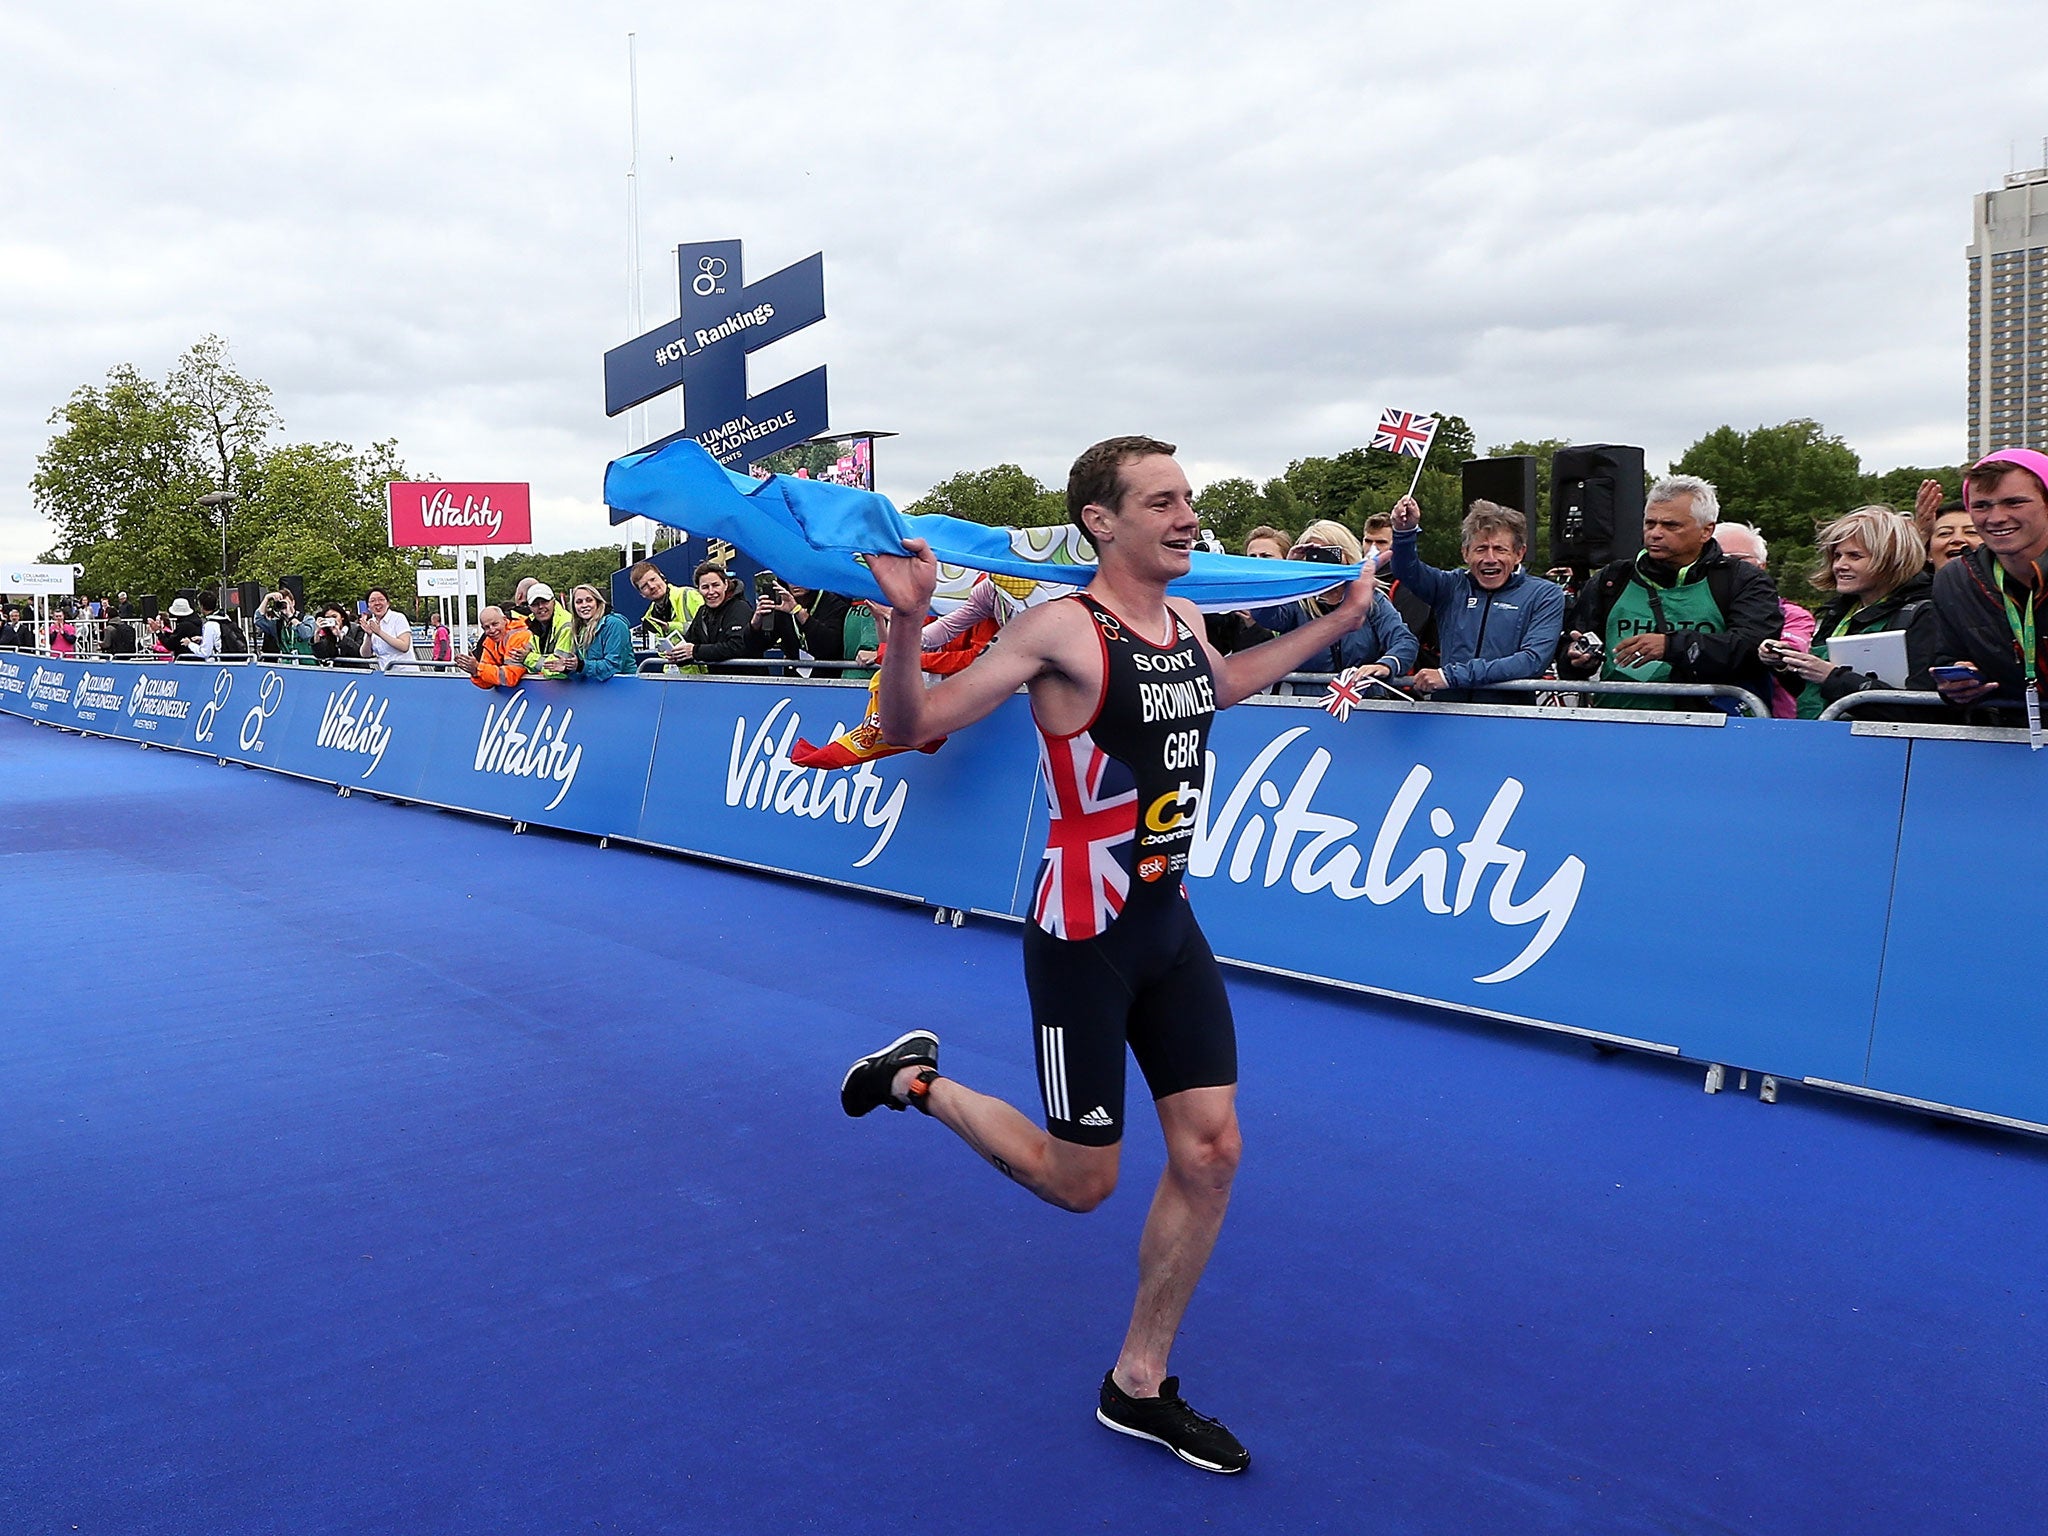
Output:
(1557, 474), (1782, 710)
(1388, 494), (1565, 701)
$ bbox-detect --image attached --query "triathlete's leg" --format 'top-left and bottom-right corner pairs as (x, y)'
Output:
(1110, 1083), (1240, 1397)
(888, 1065), (1120, 1213)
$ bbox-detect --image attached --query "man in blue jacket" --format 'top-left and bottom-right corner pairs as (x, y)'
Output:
(1388, 496), (1565, 702)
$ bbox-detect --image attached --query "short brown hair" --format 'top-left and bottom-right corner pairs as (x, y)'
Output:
(1967, 458), (2048, 503)
(1066, 435), (1178, 533)
(627, 559), (662, 585)
(1243, 524), (1293, 554)
(1461, 500), (1527, 550)
(1362, 514), (1393, 536)
(692, 561), (732, 590)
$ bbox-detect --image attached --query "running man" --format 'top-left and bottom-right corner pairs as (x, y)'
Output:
(841, 436), (1378, 1473)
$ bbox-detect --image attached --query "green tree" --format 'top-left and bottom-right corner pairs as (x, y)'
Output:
(1674, 419), (1868, 610)
(1192, 477), (1274, 549)
(33, 336), (427, 605)
(1858, 464), (1962, 512)
(241, 439), (428, 606)
(485, 549), (628, 608)
(1672, 419), (1864, 552)
(905, 464), (1067, 527)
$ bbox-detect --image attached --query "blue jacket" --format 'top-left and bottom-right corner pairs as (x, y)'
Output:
(573, 611), (637, 682)
(1264, 593), (1418, 676)
(1390, 529), (1566, 701)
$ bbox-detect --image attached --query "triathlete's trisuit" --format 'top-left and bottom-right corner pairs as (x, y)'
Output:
(1025, 595), (1236, 1147)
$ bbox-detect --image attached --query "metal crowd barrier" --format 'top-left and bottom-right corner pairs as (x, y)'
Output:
(1277, 672), (1772, 718)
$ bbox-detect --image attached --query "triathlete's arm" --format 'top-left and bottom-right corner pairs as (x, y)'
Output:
(1176, 569), (1380, 707)
(872, 540), (1061, 746)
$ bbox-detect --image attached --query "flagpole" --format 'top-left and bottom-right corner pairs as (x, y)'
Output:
(1404, 434), (1432, 499)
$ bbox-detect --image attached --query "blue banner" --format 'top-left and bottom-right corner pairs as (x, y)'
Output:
(636, 679), (1043, 912)
(1865, 735), (2048, 1125)
(1183, 705), (1905, 1082)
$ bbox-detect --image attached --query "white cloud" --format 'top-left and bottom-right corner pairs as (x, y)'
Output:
(2, 0), (2043, 572)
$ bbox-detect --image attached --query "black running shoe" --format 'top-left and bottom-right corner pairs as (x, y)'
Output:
(1097, 1372), (1249, 1474)
(840, 1031), (940, 1117)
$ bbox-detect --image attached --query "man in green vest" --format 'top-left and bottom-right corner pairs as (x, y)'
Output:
(524, 584), (577, 677)
(1558, 474), (1782, 711)
(629, 560), (705, 675)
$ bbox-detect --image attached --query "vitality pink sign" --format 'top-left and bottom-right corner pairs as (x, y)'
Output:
(386, 482), (533, 547)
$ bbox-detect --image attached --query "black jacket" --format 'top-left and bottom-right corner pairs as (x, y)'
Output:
(684, 590), (756, 670)
(165, 615), (205, 660)
(1804, 572), (1934, 704)
(1917, 543), (2048, 704)
(1560, 539), (1782, 705)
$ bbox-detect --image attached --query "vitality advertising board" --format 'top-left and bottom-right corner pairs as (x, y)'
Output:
(387, 482), (533, 548)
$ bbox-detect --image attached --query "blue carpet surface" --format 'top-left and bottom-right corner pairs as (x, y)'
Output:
(1, 714), (2042, 1534)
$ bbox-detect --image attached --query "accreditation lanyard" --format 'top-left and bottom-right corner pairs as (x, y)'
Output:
(1993, 565), (2043, 751)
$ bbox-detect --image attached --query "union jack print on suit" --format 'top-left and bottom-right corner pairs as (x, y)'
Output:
(1032, 730), (1137, 939)
(1371, 408), (1437, 459)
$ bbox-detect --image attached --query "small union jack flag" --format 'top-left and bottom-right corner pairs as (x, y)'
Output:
(1370, 409), (1437, 459)
(1322, 667), (1373, 722)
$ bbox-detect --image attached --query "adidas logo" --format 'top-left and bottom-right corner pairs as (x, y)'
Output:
(1078, 1106), (1114, 1128)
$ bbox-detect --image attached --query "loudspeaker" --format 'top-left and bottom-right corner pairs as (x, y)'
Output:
(1549, 445), (1646, 571)
(278, 575), (305, 608)
(234, 580), (262, 614)
(141, 595), (159, 620)
(1461, 455), (1539, 529)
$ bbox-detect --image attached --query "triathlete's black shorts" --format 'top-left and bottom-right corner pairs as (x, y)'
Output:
(1022, 896), (1237, 1147)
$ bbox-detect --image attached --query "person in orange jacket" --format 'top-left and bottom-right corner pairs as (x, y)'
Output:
(454, 606), (535, 689)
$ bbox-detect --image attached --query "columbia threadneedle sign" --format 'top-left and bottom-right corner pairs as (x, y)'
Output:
(604, 240), (828, 470)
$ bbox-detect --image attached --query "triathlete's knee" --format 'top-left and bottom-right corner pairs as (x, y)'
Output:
(1169, 1117), (1241, 1188)
(1042, 1146), (1120, 1213)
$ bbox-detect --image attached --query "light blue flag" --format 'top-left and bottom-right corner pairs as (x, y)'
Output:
(603, 439), (1365, 610)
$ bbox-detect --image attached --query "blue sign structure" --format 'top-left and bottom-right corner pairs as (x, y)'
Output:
(603, 239), (829, 471)
(8, 660), (2046, 1138)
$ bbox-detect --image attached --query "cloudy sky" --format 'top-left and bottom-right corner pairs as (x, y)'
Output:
(2, 0), (2043, 560)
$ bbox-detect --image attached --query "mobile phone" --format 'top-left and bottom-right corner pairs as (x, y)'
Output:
(1930, 665), (1981, 684)
(357, 600), (368, 615)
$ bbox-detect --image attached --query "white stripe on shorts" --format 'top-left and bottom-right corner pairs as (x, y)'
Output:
(1040, 1024), (1069, 1122)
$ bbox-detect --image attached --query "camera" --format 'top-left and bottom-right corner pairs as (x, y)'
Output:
(1572, 632), (1606, 662)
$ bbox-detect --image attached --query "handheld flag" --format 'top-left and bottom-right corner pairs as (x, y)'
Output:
(1370, 408), (1440, 497)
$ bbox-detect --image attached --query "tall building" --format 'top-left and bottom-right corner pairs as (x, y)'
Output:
(1969, 152), (2048, 459)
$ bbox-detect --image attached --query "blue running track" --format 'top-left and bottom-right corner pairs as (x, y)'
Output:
(2, 714), (2043, 1534)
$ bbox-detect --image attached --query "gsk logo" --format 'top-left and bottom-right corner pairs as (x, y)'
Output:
(1137, 854), (1168, 883)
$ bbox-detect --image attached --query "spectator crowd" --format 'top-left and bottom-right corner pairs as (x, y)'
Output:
(6, 447), (2044, 727)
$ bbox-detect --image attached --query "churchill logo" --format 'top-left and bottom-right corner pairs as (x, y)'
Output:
(1190, 727), (1586, 984)
(476, 693), (583, 811)
(317, 684), (392, 778)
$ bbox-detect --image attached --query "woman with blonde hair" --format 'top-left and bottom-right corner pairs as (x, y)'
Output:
(1259, 517), (1416, 683)
(1767, 505), (1931, 717)
(553, 582), (637, 682)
